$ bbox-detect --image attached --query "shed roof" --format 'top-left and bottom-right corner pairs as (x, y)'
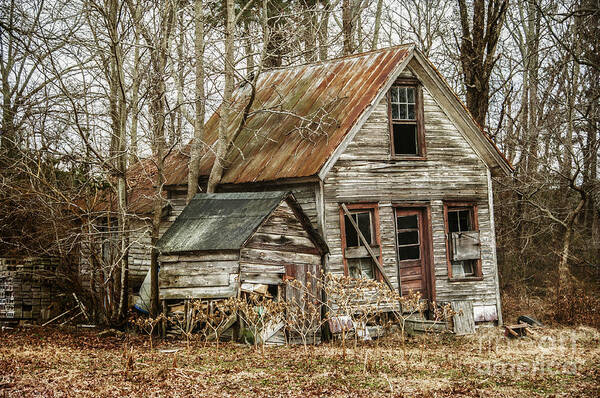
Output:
(157, 191), (327, 254)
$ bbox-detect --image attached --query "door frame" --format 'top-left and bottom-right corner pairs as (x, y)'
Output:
(393, 204), (435, 302)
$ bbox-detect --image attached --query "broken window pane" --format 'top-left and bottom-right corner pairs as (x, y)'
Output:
(399, 104), (407, 119)
(393, 124), (417, 155)
(398, 231), (419, 245)
(356, 212), (372, 245)
(397, 215), (418, 229)
(391, 87), (399, 102)
(447, 206), (478, 278)
(408, 104), (415, 120)
(399, 87), (407, 102)
(407, 87), (415, 103)
(459, 210), (470, 231)
(399, 245), (420, 260)
(344, 211), (372, 248)
(392, 104), (399, 120)
(344, 214), (359, 247)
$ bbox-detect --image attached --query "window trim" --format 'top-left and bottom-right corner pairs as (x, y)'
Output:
(443, 201), (483, 281)
(387, 78), (426, 160)
(339, 203), (383, 281)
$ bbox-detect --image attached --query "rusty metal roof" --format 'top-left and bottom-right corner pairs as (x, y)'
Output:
(163, 45), (413, 186)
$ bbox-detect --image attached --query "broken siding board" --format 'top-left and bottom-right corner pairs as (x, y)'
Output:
(239, 248), (321, 266)
(239, 263), (286, 274)
(451, 300), (475, 335)
(160, 285), (238, 300)
(160, 273), (230, 288)
(244, 233), (320, 254)
(240, 273), (284, 285)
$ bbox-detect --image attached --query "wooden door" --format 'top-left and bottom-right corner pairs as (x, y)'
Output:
(395, 208), (431, 299)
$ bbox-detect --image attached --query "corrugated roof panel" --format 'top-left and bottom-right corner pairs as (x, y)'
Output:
(168, 45), (413, 185)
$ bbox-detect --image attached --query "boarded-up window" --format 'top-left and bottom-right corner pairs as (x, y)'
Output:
(444, 203), (482, 279)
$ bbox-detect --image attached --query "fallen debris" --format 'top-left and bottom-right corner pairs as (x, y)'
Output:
(504, 323), (534, 338)
(517, 315), (543, 328)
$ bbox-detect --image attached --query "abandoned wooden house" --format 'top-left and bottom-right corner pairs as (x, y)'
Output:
(84, 44), (512, 331)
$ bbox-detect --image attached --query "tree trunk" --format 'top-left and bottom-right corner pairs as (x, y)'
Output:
(127, 0), (175, 316)
(107, 0), (129, 322)
(318, 0), (330, 61)
(342, 0), (353, 55)
(263, 1), (285, 68)
(371, 0), (384, 50)
(206, 0), (235, 193)
(556, 197), (586, 298)
(187, 0), (206, 202)
(302, 0), (318, 62)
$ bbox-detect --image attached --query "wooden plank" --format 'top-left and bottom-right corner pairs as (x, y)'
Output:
(240, 273), (283, 285)
(159, 273), (230, 288)
(239, 263), (286, 274)
(239, 247), (321, 266)
(451, 300), (475, 335)
(160, 285), (238, 300)
(159, 252), (239, 262)
(161, 261), (238, 274)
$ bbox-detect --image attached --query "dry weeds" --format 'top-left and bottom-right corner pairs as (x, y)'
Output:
(0, 325), (598, 397)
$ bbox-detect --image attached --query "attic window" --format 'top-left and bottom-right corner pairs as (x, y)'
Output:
(388, 82), (425, 158)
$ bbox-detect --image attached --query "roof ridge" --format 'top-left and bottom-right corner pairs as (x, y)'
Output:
(256, 43), (415, 75)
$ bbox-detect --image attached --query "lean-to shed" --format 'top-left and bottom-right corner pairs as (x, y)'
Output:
(157, 191), (328, 305)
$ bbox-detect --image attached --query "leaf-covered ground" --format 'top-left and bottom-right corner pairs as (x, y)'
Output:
(1, 325), (598, 397)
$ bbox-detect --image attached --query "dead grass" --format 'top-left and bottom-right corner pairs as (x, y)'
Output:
(0, 325), (598, 397)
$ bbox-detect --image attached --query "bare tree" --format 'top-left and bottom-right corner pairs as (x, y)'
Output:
(457, 0), (508, 127)
(127, 0), (176, 316)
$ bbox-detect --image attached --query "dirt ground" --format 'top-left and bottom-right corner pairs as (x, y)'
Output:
(0, 325), (598, 397)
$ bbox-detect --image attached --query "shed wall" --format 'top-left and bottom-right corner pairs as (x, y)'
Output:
(158, 252), (239, 300)
(240, 200), (322, 287)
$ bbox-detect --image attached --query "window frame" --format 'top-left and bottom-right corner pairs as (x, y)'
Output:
(443, 202), (483, 281)
(387, 78), (426, 160)
(339, 203), (383, 281)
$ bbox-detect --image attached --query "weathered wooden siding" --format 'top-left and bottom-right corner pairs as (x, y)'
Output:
(127, 195), (188, 289)
(240, 200), (321, 288)
(158, 252), (240, 300)
(322, 65), (499, 309)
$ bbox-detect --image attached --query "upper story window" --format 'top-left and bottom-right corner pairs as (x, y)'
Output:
(388, 81), (425, 158)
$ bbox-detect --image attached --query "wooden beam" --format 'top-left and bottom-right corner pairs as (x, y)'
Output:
(341, 203), (394, 291)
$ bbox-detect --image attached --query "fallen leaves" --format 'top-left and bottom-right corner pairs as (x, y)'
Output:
(0, 326), (598, 397)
